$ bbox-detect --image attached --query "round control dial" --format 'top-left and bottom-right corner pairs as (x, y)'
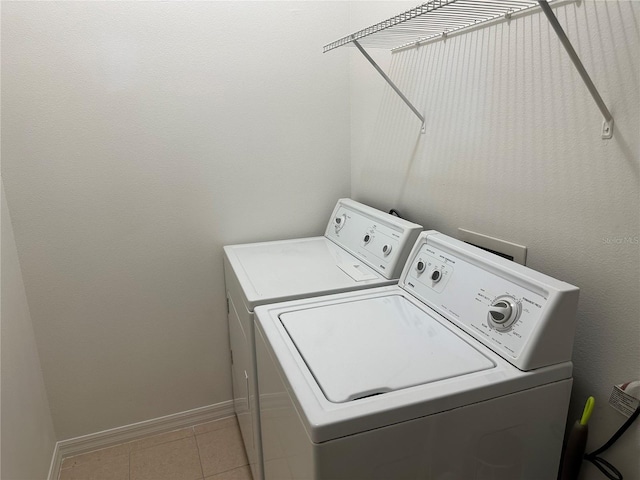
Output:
(416, 260), (426, 273)
(334, 214), (347, 232)
(430, 269), (442, 283)
(363, 233), (372, 245)
(382, 244), (392, 257)
(487, 296), (521, 331)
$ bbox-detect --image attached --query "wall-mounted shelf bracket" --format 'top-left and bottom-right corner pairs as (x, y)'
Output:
(352, 39), (426, 134)
(538, 0), (614, 139)
(325, 1), (612, 139)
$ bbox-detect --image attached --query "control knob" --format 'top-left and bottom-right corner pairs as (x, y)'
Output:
(334, 214), (347, 232)
(382, 244), (392, 256)
(416, 260), (426, 273)
(430, 269), (442, 283)
(487, 296), (520, 331)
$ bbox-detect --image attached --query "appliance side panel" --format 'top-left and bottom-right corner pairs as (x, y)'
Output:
(224, 255), (263, 480)
(256, 325), (315, 480)
(226, 295), (253, 459)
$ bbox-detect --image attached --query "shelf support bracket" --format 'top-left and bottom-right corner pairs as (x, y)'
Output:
(352, 39), (426, 134)
(538, 0), (613, 139)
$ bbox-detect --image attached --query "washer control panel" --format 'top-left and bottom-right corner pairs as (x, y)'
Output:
(400, 231), (579, 370)
(325, 199), (422, 280)
(412, 252), (453, 293)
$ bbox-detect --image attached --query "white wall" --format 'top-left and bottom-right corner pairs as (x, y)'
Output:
(1, 1), (351, 440)
(1, 180), (57, 480)
(350, 1), (639, 478)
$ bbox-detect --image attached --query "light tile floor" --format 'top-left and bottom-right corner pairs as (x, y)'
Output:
(58, 416), (252, 480)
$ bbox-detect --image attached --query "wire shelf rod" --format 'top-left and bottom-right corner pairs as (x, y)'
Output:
(537, 0), (613, 138)
(352, 40), (426, 132)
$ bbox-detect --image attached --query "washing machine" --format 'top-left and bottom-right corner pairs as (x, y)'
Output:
(255, 230), (580, 480)
(223, 199), (422, 480)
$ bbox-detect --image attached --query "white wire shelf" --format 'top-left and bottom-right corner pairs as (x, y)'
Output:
(323, 1), (544, 53)
(323, 0), (614, 139)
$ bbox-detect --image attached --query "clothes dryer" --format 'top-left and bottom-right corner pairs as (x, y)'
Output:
(255, 230), (579, 480)
(223, 199), (422, 480)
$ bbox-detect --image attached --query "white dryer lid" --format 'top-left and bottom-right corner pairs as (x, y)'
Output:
(226, 237), (385, 308)
(280, 294), (495, 403)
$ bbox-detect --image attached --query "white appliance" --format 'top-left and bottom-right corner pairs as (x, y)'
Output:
(255, 230), (579, 480)
(223, 199), (422, 480)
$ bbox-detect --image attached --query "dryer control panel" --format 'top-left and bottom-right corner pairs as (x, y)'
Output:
(400, 231), (579, 371)
(325, 199), (422, 280)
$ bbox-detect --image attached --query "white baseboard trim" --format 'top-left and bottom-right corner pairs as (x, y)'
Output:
(47, 442), (62, 480)
(47, 400), (234, 480)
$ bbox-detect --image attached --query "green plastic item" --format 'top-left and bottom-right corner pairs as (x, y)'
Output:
(560, 396), (595, 480)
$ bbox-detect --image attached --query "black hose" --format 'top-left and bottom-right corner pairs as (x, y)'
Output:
(584, 405), (640, 480)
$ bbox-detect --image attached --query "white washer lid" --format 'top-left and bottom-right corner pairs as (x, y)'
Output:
(280, 295), (495, 403)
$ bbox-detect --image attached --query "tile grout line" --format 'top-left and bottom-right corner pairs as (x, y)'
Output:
(205, 464), (250, 479)
(193, 426), (206, 480)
